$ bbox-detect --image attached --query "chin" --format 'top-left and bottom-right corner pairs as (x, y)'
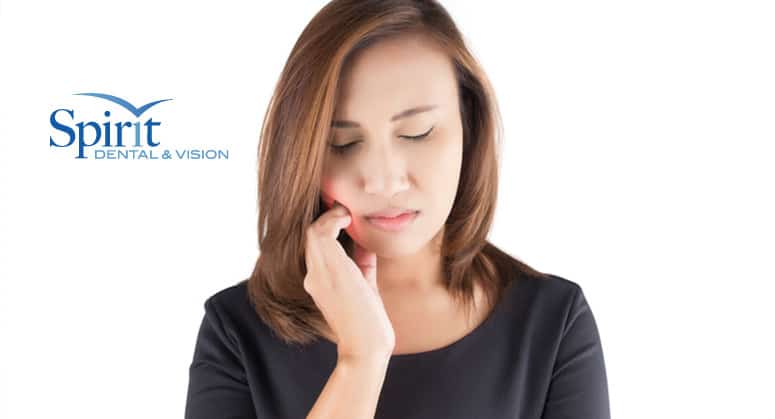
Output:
(346, 214), (438, 256)
(355, 234), (429, 258)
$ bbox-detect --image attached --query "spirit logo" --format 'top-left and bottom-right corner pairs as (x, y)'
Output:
(49, 92), (173, 159)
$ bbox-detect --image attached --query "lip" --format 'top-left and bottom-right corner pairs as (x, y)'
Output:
(365, 210), (419, 232)
(365, 207), (418, 218)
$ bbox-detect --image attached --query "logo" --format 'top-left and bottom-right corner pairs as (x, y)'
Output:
(49, 92), (229, 160)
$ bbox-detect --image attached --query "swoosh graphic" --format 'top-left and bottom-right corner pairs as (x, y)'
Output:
(73, 92), (173, 117)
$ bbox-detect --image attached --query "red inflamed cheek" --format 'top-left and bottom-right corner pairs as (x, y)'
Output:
(319, 180), (349, 212)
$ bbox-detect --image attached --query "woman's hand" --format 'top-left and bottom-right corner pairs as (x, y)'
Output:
(303, 201), (396, 362)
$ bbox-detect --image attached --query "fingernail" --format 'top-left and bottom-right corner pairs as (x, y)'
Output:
(334, 200), (350, 214)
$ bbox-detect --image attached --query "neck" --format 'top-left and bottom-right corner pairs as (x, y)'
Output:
(374, 229), (446, 294)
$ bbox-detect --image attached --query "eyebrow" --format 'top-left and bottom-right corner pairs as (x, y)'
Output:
(331, 104), (438, 128)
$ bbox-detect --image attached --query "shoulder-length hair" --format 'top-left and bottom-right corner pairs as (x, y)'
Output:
(248, 0), (550, 346)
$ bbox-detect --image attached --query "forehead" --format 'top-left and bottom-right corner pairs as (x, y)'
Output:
(335, 34), (458, 118)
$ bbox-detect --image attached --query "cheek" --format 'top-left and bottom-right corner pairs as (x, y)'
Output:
(417, 136), (463, 188)
(320, 176), (351, 212)
(319, 179), (363, 244)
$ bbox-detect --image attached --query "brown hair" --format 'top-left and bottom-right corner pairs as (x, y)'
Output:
(247, 0), (550, 346)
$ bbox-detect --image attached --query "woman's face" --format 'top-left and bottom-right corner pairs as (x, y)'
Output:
(321, 34), (464, 257)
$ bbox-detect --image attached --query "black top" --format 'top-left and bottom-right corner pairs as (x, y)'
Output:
(185, 273), (610, 419)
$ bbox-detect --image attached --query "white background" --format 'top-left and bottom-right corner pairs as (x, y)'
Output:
(1, 0), (773, 418)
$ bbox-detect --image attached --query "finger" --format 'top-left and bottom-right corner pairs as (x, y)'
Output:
(305, 216), (350, 273)
(351, 239), (378, 292)
(306, 202), (351, 276)
(304, 211), (348, 270)
(314, 205), (351, 239)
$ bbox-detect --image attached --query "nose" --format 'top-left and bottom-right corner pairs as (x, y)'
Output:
(362, 143), (410, 197)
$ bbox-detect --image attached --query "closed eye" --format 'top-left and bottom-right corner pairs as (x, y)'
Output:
(399, 125), (434, 140)
(330, 126), (434, 155)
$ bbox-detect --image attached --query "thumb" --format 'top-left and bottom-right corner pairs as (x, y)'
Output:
(351, 239), (378, 293)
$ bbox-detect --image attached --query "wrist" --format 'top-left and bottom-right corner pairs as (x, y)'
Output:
(337, 351), (392, 370)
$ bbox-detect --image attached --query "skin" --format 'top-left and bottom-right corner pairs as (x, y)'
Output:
(320, 33), (489, 354)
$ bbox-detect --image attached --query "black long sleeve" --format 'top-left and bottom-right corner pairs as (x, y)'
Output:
(541, 286), (610, 419)
(185, 298), (255, 419)
(184, 274), (610, 419)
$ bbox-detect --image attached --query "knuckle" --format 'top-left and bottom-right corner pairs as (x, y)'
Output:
(315, 218), (329, 230)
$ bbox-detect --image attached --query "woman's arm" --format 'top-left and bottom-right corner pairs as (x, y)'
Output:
(541, 284), (611, 419)
(185, 297), (255, 419)
(306, 353), (391, 419)
(185, 295), (391, 419)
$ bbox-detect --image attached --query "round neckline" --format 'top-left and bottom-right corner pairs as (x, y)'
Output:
(318, 280), (517, 362)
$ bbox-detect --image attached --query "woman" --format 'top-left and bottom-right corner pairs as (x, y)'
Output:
(185, 1), (610, 418)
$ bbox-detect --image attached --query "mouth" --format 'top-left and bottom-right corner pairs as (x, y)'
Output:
(364, 210), (420, 232)
(364, 206), (419, 218)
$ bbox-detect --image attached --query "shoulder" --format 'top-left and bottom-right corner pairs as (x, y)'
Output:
(504, 272), (592, 334)
(529, 272), (582, 295)
(537, 274), (592, 330)
(509, 272), (583, 306)
(205, 278), (250, 307)
(200, 278), (255, 329)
